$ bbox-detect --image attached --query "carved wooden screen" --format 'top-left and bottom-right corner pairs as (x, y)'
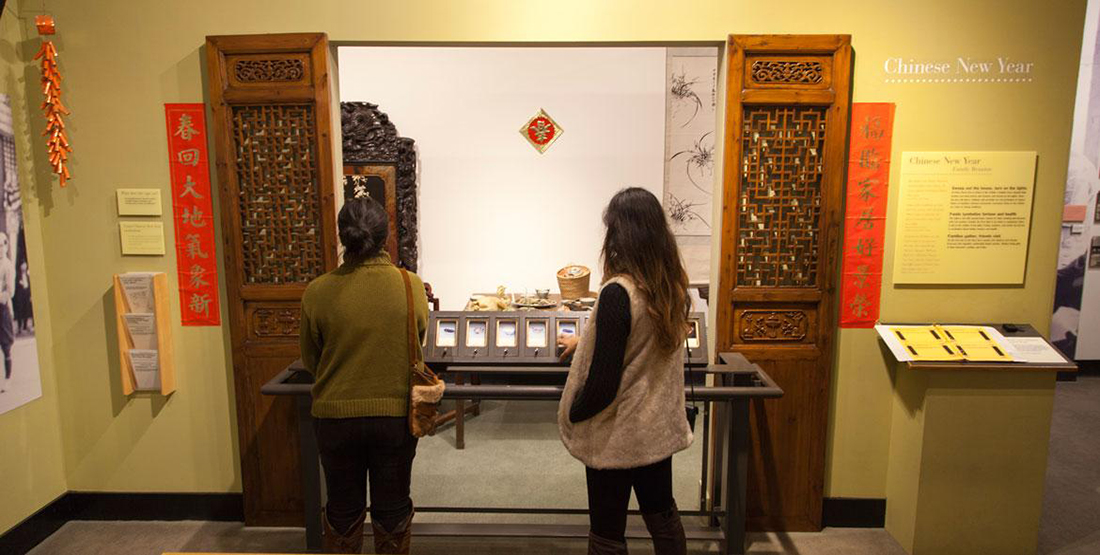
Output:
(716, 35), (852, 531)
(341, 102), (419, 271)
(206, 33), (339, 526)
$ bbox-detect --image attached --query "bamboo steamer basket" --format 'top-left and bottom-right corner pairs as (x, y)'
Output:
(557, 264), (591, 300)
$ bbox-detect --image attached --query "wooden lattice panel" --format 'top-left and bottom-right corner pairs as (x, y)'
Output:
(231, 104), (323, 285)
(737, 106), (826, 287)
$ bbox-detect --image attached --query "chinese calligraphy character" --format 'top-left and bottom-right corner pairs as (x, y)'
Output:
(531, 120), (552, 142)
(860, 115), (885, 141)
(857, 177), (878, 203)
(174, 114), (198, 141)
(177, 148), (200, 167)
(852, 264), (871, 288)
(182, 206), (206, 227)
(189, 264), (210, 289)
(856, 208), (875, 231)
(188, 293), (212, 317)
(849, 293), (870, 319)
(180, 176), (202, 199)
(185, 234), (208, 259)
(858, 147), (880, 170)
(855, 237), (876, 257)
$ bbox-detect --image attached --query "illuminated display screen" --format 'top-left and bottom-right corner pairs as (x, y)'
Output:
(436, 320), (457, 347)
(466, 320), (488, 347)
(497, 320), (517, 347)
(526, 320), (548, 348)
(557, 320), (577, 338)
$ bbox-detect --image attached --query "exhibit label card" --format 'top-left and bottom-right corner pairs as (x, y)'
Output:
(119, 222), (166, 256)
(127, 349), (160, 390)
(123, 313), (158, 350)
(118, 272), (156, 313)
(893, 151), (1036, 284)
(117, 188), (163, 216)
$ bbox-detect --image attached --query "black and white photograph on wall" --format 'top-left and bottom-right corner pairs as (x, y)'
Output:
(1053, 26), (1100, 360)
(0, 94), (41, 415)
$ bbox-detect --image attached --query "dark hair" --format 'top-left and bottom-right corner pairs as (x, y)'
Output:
(338, 197), (388, 261)
(601, 187), (690, 355)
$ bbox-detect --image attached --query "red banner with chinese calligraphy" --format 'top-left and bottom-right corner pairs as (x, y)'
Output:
(839, 103), (894, 328)
(165, 104), (220, 326)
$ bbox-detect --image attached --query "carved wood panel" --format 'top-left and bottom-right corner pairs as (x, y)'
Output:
(226, 53), (311, 87)
(341, 102), (419, 271)
(206, 33), (339, 526)
(716, 35), (852, 532)
(231, 104), (324, 285)
(744, 55), (833, 90)
(737, 106), (826, 287)
(247, 303), (302, 339)
(738, 310), (811, 342)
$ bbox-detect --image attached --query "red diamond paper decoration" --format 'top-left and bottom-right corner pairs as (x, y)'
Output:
(520, 109), (563, 153)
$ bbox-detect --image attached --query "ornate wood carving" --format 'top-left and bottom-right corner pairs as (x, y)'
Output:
(251, 307), (301, 338)
(716, 35), (852, 532)
(231, 104), (324, 285)
(234, 58), (306, 82)
(750, 60), (824, 84)
(737, 106), (826, 287)
(739, 310), (809, 341)
(207, 33), (340, 527)
(341, 102), (419, 271)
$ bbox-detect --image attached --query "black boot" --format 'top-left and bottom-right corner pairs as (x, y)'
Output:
(642, 501), (686, 555)
(588, 532), (629, 554)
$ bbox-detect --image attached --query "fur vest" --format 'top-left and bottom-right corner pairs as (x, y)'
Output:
(558, 276), (693, 469)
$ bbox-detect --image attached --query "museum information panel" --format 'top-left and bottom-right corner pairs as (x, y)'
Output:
(894, 151), (1036, 284)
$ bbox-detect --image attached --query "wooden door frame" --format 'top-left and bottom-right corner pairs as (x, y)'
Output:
(715, 34), (852, 531)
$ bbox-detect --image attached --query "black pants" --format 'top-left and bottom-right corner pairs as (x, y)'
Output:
(586, 457), (675, 542)
(315, 416), (418, 534)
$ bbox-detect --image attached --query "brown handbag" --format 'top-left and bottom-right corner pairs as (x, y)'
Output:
(400, 268), (445, 437)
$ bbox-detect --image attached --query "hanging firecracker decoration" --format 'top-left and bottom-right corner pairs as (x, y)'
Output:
(33, 15), (72, 187)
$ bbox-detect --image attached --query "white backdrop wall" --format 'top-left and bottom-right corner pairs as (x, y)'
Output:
(338, 47), (666, 309)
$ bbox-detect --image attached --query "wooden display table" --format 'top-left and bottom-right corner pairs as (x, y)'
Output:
(882, 324), (1075, 555)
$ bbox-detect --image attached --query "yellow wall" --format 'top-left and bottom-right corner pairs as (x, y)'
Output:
(0, 0), (1084, 528)
(0, 2), (67, 533)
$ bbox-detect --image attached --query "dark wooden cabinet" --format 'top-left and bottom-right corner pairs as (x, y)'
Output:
(205, 33), (340, 525)
(715, 35), (853, 531)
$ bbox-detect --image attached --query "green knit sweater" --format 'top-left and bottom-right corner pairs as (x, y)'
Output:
(299, 252), (429, 418)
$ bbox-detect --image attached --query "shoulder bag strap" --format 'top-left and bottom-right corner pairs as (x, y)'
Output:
(399, 268), (421, 370)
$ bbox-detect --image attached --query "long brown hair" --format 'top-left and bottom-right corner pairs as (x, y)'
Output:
(601, 187), (691, 355)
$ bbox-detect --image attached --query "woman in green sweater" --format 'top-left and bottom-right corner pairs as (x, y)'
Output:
(299, 196), (429, 554)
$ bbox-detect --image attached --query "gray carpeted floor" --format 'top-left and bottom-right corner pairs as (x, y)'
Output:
(28, 520), (908, 555)
(1038, 374), (1100, 555)
(24, 376), (1100, 554)
(412, 400), (703, 511)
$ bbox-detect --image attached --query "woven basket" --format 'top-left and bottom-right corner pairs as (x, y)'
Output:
(557, 265), (591, 300)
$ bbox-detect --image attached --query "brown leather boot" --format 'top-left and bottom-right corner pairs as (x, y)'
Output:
(642, 501), (686, 555)
(371, 507), (414, 554)
(588, 532), (629, 554)
(322, 508), (365, 554)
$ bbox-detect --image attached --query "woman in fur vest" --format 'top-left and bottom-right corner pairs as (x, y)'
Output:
(558, 187), (694, 555)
